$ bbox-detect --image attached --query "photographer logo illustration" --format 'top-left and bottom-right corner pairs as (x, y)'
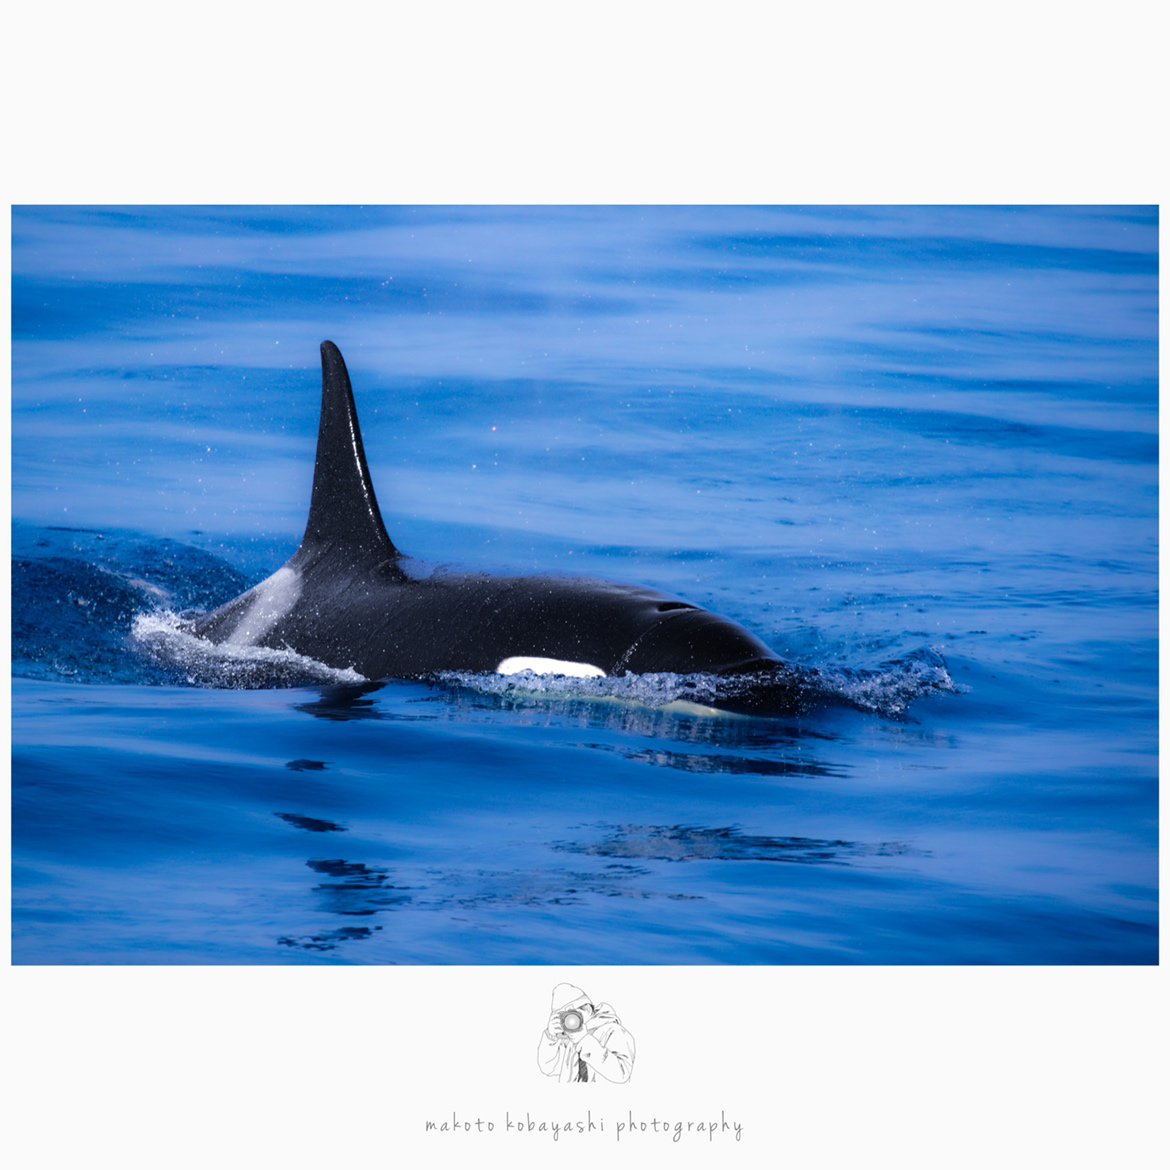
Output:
(537, 983), (636, 1083)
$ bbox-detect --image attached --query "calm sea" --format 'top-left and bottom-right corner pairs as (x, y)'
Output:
(10, 205), (1158, 964)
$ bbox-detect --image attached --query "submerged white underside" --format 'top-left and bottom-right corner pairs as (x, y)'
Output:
(496, 656), (607, 679)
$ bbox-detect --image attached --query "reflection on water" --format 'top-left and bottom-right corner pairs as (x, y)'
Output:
(294, 685), (389, 721)
(588, 742), (844, 779)
(273, 854), (709, 953)
(553, 825), (914, 865)
(441, 865), (658, 911)
(297, 676), (851, 782)
(275, 812), (346, 833)
(305, 858), (413, 917)
(419, 675), (852, 743)
(294, 682), (442, 722)
(278, 925), (383, 953)
(269, 820), (923, 956)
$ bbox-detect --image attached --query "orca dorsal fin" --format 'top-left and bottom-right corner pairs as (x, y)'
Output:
(297, 340), (399, 563)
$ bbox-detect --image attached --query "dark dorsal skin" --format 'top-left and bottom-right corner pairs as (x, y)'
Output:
(193, 342), (804, 708)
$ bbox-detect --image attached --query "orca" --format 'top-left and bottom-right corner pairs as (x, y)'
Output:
(192, 342), (811, 712)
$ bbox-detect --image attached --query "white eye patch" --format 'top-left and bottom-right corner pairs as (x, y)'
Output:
(496, 656), (606, 679)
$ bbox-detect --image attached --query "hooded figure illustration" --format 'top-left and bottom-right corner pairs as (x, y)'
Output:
(537, 983), (636, 1083)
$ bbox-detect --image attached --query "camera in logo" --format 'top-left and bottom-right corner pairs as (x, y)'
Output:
(558, 1009), (585, 1034)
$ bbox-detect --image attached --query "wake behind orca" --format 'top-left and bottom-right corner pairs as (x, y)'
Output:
(191, 342), (816, 713)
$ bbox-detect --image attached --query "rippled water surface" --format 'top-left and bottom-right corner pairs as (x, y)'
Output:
(10, 206), (1158, 963)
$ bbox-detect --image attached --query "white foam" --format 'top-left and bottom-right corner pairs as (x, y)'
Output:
(819, 648), (960, 717)
(496, 656), (606, 679)
(442, 668), (718, 708)
(132, 610), (366, 688)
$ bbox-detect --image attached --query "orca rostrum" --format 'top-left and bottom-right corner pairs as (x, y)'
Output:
(192, 342), (810, 711)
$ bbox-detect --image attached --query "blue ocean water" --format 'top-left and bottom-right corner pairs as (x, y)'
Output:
(10, 205), (1158, 964)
